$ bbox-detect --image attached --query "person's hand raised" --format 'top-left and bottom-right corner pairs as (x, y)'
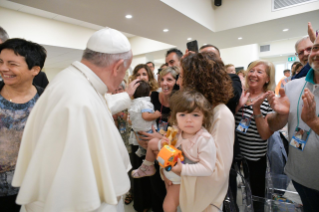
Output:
(301, 88), (317, 125)
(126, 79), (140, 98)
(308, 22), (316, 43)
(267, 88), (290, 115)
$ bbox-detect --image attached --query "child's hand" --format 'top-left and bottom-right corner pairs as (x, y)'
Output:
(171, 158), (182, 176)
(154, 110), (162, 118)
(160, 137), (169, 147)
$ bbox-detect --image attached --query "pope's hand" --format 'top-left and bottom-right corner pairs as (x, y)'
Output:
(301, 88), (317, 125)
(126, 79), (140, 98)
(267, 88), (290, 115)
(171, 158), (182, 176)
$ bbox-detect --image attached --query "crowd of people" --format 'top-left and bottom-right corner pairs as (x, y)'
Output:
(0, 20), (318, 212)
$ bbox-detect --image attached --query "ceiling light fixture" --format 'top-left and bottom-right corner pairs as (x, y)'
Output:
(283, 29), (289, 32)
(187, 38), (192, 41)
(203, 43), (207, 45)
(163, 29), (169, 32)
(238, 37), (243, 40)
(125, 15), (132, 19)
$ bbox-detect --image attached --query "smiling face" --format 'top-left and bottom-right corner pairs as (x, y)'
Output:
(135, 68), (149, 81)
(246, 63), (270, 92)
(296, 38), (313, 66)
(0, 49), (39, 87)
(161, 73), (176, 95)
(309, 37), (319, 72)
(176, 108), (204, 138)
(165, 52), (181, 68)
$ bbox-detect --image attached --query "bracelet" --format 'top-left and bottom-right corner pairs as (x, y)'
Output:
(254, 114), (263, 119)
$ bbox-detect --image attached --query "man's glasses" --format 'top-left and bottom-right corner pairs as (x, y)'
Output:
(295, 47), (312, 56)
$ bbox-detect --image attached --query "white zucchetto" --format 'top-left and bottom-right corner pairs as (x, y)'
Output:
(86, 28), (131, 54)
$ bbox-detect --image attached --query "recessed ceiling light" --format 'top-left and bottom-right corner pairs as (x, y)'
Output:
(238, 37), (243, 40)
(203, 43), (207, 45)
(187, 38), (192, 41)
(283, 29), (289, 32)
(125, 15), (132, 19)
(163, 29), (169, 32)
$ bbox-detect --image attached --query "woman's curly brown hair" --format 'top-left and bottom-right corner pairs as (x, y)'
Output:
(132, 64), (158, 91)
(181, 52), (233, 105)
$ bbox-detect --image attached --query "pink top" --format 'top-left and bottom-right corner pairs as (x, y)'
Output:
(179, 104), (234, 212)
(176, 128), (216, 177)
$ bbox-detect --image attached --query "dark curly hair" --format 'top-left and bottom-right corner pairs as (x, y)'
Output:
(181, 52), (233, 106)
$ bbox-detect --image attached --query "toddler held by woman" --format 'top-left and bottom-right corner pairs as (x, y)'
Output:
(128, 80), (162, 157)
(132, 90), (217, 212)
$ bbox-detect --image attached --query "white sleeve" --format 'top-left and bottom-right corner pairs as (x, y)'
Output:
(105, 92), (131, 115)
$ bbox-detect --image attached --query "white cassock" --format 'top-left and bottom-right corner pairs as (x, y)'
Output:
(12, 61), (132, 212)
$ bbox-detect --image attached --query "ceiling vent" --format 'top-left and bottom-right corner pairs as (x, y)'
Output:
(260, 45), (270, 52)
(272, 0), (319, 11)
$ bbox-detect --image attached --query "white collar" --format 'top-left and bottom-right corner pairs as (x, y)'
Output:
(72, 61), (108, 95)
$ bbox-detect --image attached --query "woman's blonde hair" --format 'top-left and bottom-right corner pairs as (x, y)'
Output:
(245, 60), (276, 91)
(159, 66), (179, 79)
(169, 89), (213, 131)
(132, 64), (158, 91)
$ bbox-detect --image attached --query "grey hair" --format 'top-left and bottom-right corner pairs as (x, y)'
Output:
(0, 27), (9, 43)
(82, 48), (132, 68)
(295, 36), (310, 52)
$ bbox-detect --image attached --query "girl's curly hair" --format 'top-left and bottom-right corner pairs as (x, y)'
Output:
(181, 52), (233, 106)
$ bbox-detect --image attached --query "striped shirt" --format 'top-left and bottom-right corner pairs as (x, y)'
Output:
(235, 99), (273, 161)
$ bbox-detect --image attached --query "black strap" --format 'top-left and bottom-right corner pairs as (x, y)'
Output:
(0, 81), (44, 96)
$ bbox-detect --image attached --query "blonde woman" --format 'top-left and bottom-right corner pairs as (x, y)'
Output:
(235, 60), (276, 211)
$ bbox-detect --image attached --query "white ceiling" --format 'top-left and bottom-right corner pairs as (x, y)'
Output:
(7, 0), (319, 49)
(1, 0), (319, 70)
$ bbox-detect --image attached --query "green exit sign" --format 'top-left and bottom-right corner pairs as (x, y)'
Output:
(288, 56), (296, 62)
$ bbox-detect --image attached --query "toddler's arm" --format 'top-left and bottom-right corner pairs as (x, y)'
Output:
(142, 110), (161, 121)
(181, 136), (216, 177)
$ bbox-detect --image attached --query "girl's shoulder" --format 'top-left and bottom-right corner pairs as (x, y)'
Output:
(194, 128), (214, 143)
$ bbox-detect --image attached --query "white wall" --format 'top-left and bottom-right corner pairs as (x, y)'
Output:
(160, 0), (215, 31)
(129, 36), (175, 56)
(220, 44), (259, 69)
(259, 37), (301, 58)
(214, 0), (319, 31)
(43, 68), (62, 82)
(0, 7), (95, 50)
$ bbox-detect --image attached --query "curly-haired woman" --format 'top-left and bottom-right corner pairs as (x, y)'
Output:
(177, 51), (234, 211)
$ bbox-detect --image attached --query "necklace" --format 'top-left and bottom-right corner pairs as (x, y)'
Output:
(4, 86), (12, 102)
(247, 92), (264, 104)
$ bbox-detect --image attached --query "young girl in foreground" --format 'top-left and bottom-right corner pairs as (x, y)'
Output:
(132, 90), (217, 212)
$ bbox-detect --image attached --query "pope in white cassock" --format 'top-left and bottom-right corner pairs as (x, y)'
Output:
(12, 28), (139, 212)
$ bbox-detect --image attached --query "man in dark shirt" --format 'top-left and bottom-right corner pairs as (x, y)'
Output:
(292, 36), (313, 80)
